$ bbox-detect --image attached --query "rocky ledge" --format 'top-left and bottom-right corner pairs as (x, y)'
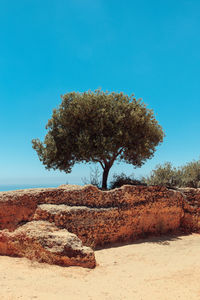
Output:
(0, 185), (199, 268)
(0, 220), (96, 268)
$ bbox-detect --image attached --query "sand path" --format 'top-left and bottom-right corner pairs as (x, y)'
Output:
(0, 233), (200, 300)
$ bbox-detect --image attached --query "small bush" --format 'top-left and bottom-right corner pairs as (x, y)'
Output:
(145, 162), (182, 188)
(146, 160), (200, 188)
(110, 173), (146, 189)
(181, 160), (200, 188)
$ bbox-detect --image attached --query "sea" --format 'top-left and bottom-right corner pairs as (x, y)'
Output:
(0, 184), (60, 192)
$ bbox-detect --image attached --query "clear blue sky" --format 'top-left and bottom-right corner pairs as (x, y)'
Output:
(0, 0), (200, 186)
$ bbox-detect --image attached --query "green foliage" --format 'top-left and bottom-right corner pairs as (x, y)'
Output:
(181, 160), (200, 188)
(146, 162), (182, 188)
(32, 90), (164, 189)
(146, 160), (200, 188)
(110, 173), (146, 189)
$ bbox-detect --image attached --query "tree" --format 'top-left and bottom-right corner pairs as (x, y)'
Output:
(32, 90), (164, 189)
(145, 162), (182, 188)
(181, 160), (200, 188)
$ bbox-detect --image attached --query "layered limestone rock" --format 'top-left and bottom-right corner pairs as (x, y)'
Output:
(0, 185), (104, 231)
(178, 188), (200, 232)
(0, 184), (199, 268)
(0, 190), (38, 230)
(33, 187), (184, 248)
(0, 221), (96, 268)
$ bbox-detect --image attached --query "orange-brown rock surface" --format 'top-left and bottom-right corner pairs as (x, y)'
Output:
(0, 184), (199, 268)
(0, 190), (38, 230)
(178, 188), (200, 232)
(0, 220), (96, 268)
(33, 186), (184, 248)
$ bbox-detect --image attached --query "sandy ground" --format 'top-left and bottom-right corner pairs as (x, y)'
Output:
(0, 234), (200, 300)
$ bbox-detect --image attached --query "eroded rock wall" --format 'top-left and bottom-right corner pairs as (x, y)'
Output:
(0, 184), (199, 268)
(0, 192), (38, 230)
(33, 186), (184, 248)
(178, 188), (200, 232)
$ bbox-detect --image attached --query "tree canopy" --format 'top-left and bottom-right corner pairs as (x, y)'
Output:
(32, 90), (164, 189)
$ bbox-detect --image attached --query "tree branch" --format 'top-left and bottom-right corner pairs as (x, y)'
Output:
(93, 159), (105, 169)
(98, 160), (105, 169)
(117, 147), (124, 156)
(109, 148), (124, 166)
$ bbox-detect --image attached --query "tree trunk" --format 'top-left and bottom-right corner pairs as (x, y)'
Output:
(102, 165), (110, 190)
